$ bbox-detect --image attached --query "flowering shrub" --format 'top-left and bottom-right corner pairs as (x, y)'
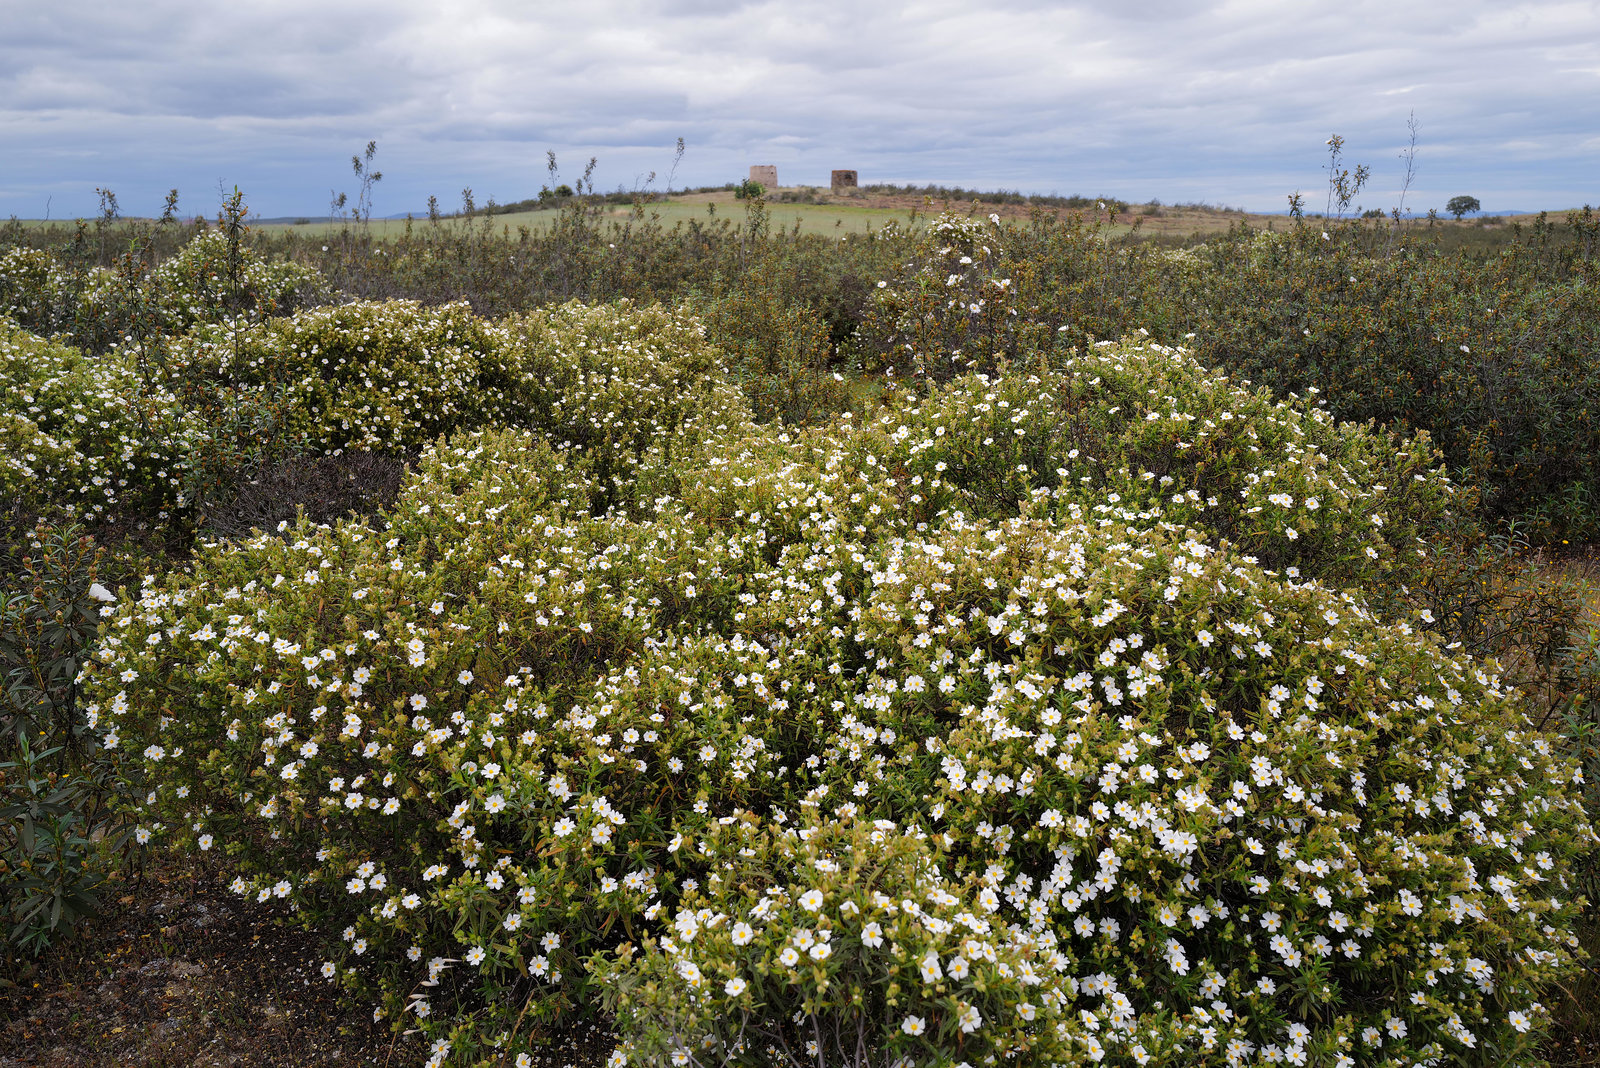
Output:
(498, 300), (756, 487)
(857, 212), (1053, 383)
(137, 227), (330, 330)
(83, 313), (1594, 1066)
(593, 815), (1071, 1067)
(170, 299), (504, 453)
(0, 230), (328, 349)
(0, 317), (201, 523)
(858, 338), (1461, 607)
(0, 247), (76, 334)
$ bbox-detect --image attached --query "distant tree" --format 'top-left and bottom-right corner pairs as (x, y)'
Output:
(734, 179), (765, 200)
(1447, 195), (1481, 220)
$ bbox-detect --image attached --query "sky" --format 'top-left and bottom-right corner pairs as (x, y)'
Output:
(3, 0), (1597, 219)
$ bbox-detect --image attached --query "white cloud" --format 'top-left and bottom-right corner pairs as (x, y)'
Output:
(1, 0), (1595, 216)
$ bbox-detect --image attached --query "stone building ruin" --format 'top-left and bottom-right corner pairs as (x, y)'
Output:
(831, 169), (858, 191)
(748, 165), (778, 189)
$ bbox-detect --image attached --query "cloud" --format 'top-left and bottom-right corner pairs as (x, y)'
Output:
(1, 0), (1595, 216)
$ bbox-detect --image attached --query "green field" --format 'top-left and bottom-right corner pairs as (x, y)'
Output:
(15, 190), (1579, 246)
(242, 199), (926, 238)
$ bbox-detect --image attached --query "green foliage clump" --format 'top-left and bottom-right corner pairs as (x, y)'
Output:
(2, 523), (125, 960)
(696, 285), (850, 426)
(83, 313), (1593, 1066)
(1175, 226), (1600, 542)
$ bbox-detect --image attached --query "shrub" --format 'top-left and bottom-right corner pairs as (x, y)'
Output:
(0, 318), (196, 526)
(592, 815), (1072, 1067)
(696, 286), (851, 426)
(0, 230), (329, 354)
(139, 227), (329, 329)
(2, 522), (125, 959)
(0, 247), (76, 335)
(498, 299), (756, 510)
(855, 213), (1056, 383)
(1172, 225), (1600, 542)
(856, 212), (1600, 543)
(84, 320), (1594, 1066)
(171, 299), (504, 454)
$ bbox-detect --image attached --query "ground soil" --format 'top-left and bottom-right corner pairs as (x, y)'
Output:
(0, 856), (407, 1067)
(0, 853), (617, 1068)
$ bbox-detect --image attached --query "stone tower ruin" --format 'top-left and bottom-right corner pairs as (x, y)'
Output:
(748, 165), (778, 189)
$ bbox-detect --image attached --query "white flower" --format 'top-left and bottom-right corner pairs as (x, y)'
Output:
(725, 977), (747, 996)
(799, 889), (824, 911)
(902, 1015), (926, 1036)
(465, 946), (487, 966)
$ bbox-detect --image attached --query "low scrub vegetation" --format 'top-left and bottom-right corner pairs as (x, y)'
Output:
(4, 199), (1600, 1067)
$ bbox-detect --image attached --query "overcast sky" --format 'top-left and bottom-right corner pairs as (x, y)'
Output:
(3, 0), (1597, 219)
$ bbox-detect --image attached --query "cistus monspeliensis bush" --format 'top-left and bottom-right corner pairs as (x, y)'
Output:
(169, 299), (502, 454)
(0, 247), (75, 334)
(0, 317), (207, 524)
(85, 321), (1593, 1067)
(0, 231), (329, 348)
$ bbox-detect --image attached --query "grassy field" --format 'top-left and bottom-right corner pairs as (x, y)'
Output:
(12, 186), (1583, 248)
(246, 192), (1285, 240)
(247, 194), (931, 239)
